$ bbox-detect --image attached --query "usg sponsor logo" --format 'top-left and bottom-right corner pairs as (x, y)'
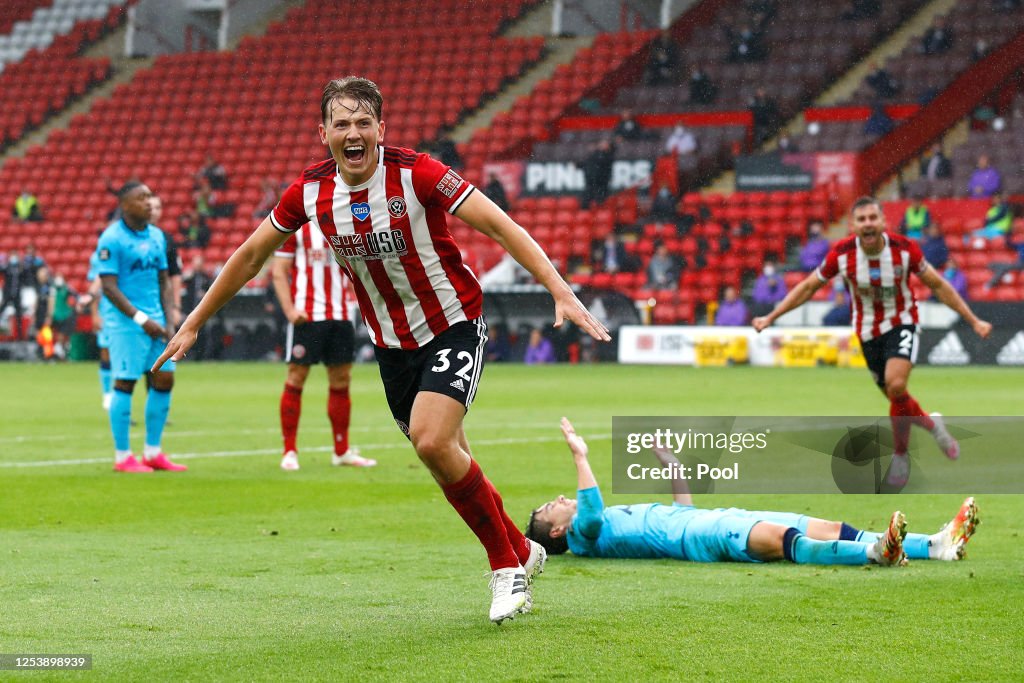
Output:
(327, 230), (408, 261)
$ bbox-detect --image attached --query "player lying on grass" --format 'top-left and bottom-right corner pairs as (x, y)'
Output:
(525, 418), (979, 567)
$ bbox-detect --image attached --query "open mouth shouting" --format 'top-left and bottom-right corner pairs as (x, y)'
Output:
(343, 144), (366, 165)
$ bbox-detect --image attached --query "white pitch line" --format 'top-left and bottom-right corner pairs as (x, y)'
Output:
(0, 420), (607, 445)
(0, 433), (613, 469)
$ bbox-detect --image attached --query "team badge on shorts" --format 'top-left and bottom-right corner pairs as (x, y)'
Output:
(292, 344), (306, 359)
(387, 197), (407, 218)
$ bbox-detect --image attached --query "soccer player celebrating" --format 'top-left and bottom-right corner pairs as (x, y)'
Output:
(752, 197), (992, 486)
(271, 223), (375, 470)
(153, 76), (610, 623)
(97, 182), (186, 473)
(526, 418), (980, 566)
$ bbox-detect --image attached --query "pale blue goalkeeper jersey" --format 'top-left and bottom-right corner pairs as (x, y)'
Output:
(95, 219), (168, 333)
(567, 486), (700, 559)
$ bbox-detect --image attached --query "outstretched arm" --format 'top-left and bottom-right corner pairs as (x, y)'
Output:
(752, 273), (827, 332)
(560, 417), (598, 490)
(560, 417), (605, 539)
(455, 192), (610, 342)
(918, 265), (992, 338)
(151, 217), (289, 369)
(652, 447), (693, 506)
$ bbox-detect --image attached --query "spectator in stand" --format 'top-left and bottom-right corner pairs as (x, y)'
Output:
(649, 184), (679, 222)
(749, 88), (779, 146)
(688, 64), (718, 105)
(178, 209), (211, 248)
(592, 232), (634, 274)
(842, 0), (881, 20)
(715, 286), (749, 326)
(899, 194), (932, 239)
(645, 30), (681, 85)
(613, 109), (647, 142)
(864, 101), (894, 136)
(920, 224), (950, 269)
(664, 124), (697, 157)
(972, 38), (990, 62)
(193, 176), (218, 218)
(252, 177), (281, 219)
(942, 258), (968, 300)
(971, 192), (1013, 240)
(751, 262), (786, 317)
(725, 22), (766, 62)
(865, 62), (900, 99)
(433, 134), (463, 170)
(823, 289), (852, 326)
(646, 241), (680, 290)
(12, 188), (42, 222)
(986, 238), (1024, 288)
(920, 143), (953, 180)
(581, 138), (615, 209)
(966, 154), (1002, 198)
(524, 328), (555, 365)
(800, 221), (831, 271)
(484, 172), (509, 212)
(196, 154), (228, 190)
(485, 325), (511, 363)
(922, 16), (954, 55)
(745, 0), (777, 25)
(181, 254), (212, 317)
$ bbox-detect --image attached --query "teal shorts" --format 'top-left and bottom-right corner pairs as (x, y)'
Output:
(682, 508), (807, 563)
(108, 328), (175, 380)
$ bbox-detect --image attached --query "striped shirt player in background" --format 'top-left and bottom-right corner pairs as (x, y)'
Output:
(271, 223), (376, 471)
(153, 76), (610, 624)
(753, 197), (992, 487)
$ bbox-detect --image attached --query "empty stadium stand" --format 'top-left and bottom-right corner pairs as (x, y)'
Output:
(795, 1), (1024, 152)
(0, 0), (545, 291)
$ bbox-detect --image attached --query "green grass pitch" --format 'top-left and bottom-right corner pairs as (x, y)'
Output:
(1, 362), (1022, 681)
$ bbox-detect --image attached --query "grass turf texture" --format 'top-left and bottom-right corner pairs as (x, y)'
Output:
(1, 363), (1022, 681)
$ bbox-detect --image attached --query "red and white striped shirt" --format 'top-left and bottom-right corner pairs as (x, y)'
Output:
(274, 223), (356, 323)
(271, 146), (481, 349)
(816, 232), (927, 341)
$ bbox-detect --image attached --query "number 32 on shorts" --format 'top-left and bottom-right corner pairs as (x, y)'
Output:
(431, 348), (475, 381)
